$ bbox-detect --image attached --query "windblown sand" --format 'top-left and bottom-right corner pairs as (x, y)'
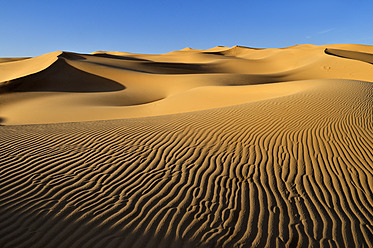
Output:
(1, 44), (373, 247)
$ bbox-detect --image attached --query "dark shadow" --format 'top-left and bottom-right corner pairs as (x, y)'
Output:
(91, 53), (150, 62)
(0, 59), (125, 93)
(0, 195), (200, 248)
(325, 48), (373, 65)
(203, 51), (228, 56)
(58, 52), (87, 61)
(139, 61), (222, 74)
(84, 61), (152, 74)
(84, 59), (225, 75)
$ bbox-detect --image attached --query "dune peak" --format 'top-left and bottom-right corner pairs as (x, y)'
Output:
(1, 43), (373, 248)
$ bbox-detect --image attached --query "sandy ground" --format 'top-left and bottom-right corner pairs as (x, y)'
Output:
(1, 44), (373, 247)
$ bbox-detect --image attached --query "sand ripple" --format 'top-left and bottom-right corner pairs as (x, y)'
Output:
(1, 78), (373, 247)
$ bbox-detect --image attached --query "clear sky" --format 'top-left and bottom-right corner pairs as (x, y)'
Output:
(1, 0), (372, 57)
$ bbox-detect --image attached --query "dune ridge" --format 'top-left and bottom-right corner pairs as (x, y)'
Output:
(1, 44), (373, 247)
(2, 44), (373, 125)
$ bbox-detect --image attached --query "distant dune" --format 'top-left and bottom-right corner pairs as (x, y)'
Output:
(1, 44), (373, 247)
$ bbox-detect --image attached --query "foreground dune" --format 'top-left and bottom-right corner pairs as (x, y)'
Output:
(1, 44), (373, 247)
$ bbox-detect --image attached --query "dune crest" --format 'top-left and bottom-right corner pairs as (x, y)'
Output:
(1, 44), (373, 247)
(1, 44), (373, 125)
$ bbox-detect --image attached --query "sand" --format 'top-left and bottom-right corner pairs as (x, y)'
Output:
(1, 44), (373, 247)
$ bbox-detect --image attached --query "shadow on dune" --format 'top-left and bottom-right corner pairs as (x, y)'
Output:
(325, 48), (373, 65)
(0, 58), (125, 93)
(91, 53), (150, 62)
(0, 204), (203, 248)
(58, 52), (87, 61)
(85, 58), (225, 75)
(138, 61), (223, 74)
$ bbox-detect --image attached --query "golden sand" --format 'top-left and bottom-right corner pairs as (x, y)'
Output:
(1, 44), (373, 247)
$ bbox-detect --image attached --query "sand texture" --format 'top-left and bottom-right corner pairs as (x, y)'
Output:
(1, 44), (373, 247)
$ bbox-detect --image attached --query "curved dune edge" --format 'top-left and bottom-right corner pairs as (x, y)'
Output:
(2, 44), (373, 125)
(0, 51), (61, 83)
(1, 58), (125, 93)
(1, 79), (373, 247)
(325, 48), (373, 64)
(0, 80), (317, 125)
(1, 45), (373, 247)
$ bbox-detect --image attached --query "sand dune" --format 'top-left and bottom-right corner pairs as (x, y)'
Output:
(1, 44), (373, 247)
(325, 48), (373, 64)
(2, 44), (373, 125)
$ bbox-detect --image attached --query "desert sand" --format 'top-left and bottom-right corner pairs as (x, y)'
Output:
(1, 44), (373, 247)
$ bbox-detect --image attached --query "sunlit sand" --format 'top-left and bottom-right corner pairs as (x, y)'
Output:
(1, 44), (373, 247)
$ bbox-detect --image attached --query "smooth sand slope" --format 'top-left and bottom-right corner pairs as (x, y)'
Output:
(1, 44), (373, 247)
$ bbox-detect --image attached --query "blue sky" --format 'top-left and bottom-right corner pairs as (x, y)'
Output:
(0, 0), (372, 57)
